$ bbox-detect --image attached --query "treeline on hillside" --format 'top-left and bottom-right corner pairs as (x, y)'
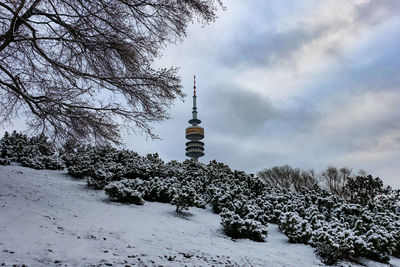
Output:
(1, 131), (399, 265)
(258, 165), (400, 209)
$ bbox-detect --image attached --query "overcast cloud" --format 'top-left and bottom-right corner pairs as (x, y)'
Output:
(2, 0), (400, 188)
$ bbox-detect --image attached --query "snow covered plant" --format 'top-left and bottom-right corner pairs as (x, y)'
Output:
(0, 156), (10, 165)
(171, 184), (197, 213)
(21, 155), (64, 170)
(105, 179), (144, 205)
(0, 131), (30, 161)
(0, 131), (58, 168)
(140, 177), (177, 203)
(220, 208), (268, 242)
(0, 131), (55, 158)
(64, 145), (171, 189)
(278, 212), (312, 243)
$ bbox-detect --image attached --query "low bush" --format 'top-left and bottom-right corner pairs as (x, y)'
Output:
(220, 208), (268, 242)
(0, 157), (10, 166)
(0, 131), (61, 170)
(278, 212), (312, 243)
(21, 155), (64, 170)
(105, 179), (144, 205)
(171, 184), (196, 213)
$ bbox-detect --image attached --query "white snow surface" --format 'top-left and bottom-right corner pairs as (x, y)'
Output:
(1, 164), (399, 267)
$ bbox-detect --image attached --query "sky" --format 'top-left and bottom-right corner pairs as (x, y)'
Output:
(2, 0), (400, 188)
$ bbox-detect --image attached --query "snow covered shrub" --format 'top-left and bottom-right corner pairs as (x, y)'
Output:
(62, 145), (90, 168)
(21, 156), (46, 169)
(310, 222), (357, 264)
(0, 131), (61, 169)
(86, 166), (115, 189)
(394, 231), (400, 258)
(0, 131), (29, 160)
(209, 176), (255, 214)
(105, 179), (144, 205)
(374, 189), (400, 213)
(21, 155), (64, 170)
(240, 201), (270, 226)
(346, 174), (389, 207)
(141, 177), (177, 203)
(24, 133), (55, 157)
(220, 208), (267, 242)
(119, 152), (169, 181)
(314, 240), (345, 265)
(278, 212), (312, 243)
(385, 215), (400, 257)
(43, 156), (65, 170)
(303, 206), (326, 228)
(257, 191), (291, 223)
(171, 184), (196, 213)
(66, 152), (92, 178)
(362, 225), (396, 262)
(65, 146), (172, 189)
(300, 197), (400, 263)
(0, 156), (10, 165)
(65, 146), (127, 186)
(67, 164), (90, 178)
(210, 187), (235, 214)
(193, 194), (207, 209)
(141, 153), (169, 179)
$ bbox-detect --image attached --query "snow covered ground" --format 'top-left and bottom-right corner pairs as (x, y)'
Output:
(1, 164), (399, 267)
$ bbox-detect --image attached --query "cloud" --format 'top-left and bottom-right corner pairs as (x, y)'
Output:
(355, 0), (400, 26)
(202, 86), (278, 136)
(209, 0), (400, 101)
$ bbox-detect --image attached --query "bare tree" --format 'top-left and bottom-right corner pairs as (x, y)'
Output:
(291, 169), (317, 192)
(258, 165), (293, 190)
(320, 166), (352, 198)
(0, 0), (222, 143)
(258, 165), (317, 192)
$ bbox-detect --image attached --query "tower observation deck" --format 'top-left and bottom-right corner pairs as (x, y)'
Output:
(185, 76), (204, 162)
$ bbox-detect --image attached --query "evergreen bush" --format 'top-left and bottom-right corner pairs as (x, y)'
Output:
(105, 179), (144, 205)
(220, 208), (268, 242)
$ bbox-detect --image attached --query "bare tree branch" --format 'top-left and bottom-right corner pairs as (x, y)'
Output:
(0, 0), (223, 144)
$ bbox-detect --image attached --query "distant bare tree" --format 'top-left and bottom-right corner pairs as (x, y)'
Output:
(320, 166), (352, 198)
(291, 169), (318, 192)
(258, 165), (292, 190)
(0, 0), (222, 143)
(258, 165), (317, 192)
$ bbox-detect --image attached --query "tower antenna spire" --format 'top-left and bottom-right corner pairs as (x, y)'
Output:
(193, 75), (196, 97)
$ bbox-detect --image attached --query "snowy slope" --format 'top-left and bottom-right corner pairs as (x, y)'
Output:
(0, 164), (399, 267)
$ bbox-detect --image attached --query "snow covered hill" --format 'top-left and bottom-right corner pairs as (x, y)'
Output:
(0, 164), (399, 266)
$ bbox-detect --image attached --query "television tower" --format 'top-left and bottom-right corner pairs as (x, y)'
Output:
(185, 75), (205, 162)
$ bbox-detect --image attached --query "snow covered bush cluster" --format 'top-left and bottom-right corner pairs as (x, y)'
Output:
(1, 131), (399, 264)
(273, 188), (400, 264)
(220, 208), (268, 242)
(63, 146), (269, 241)
(104, 178), (145, 205)
(0, 131), (64, 169)
(64, 145), (400, 263)
(63, 146), (168, 189)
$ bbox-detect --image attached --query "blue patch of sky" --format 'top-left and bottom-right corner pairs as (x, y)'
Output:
(297, 18), (400, 105)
